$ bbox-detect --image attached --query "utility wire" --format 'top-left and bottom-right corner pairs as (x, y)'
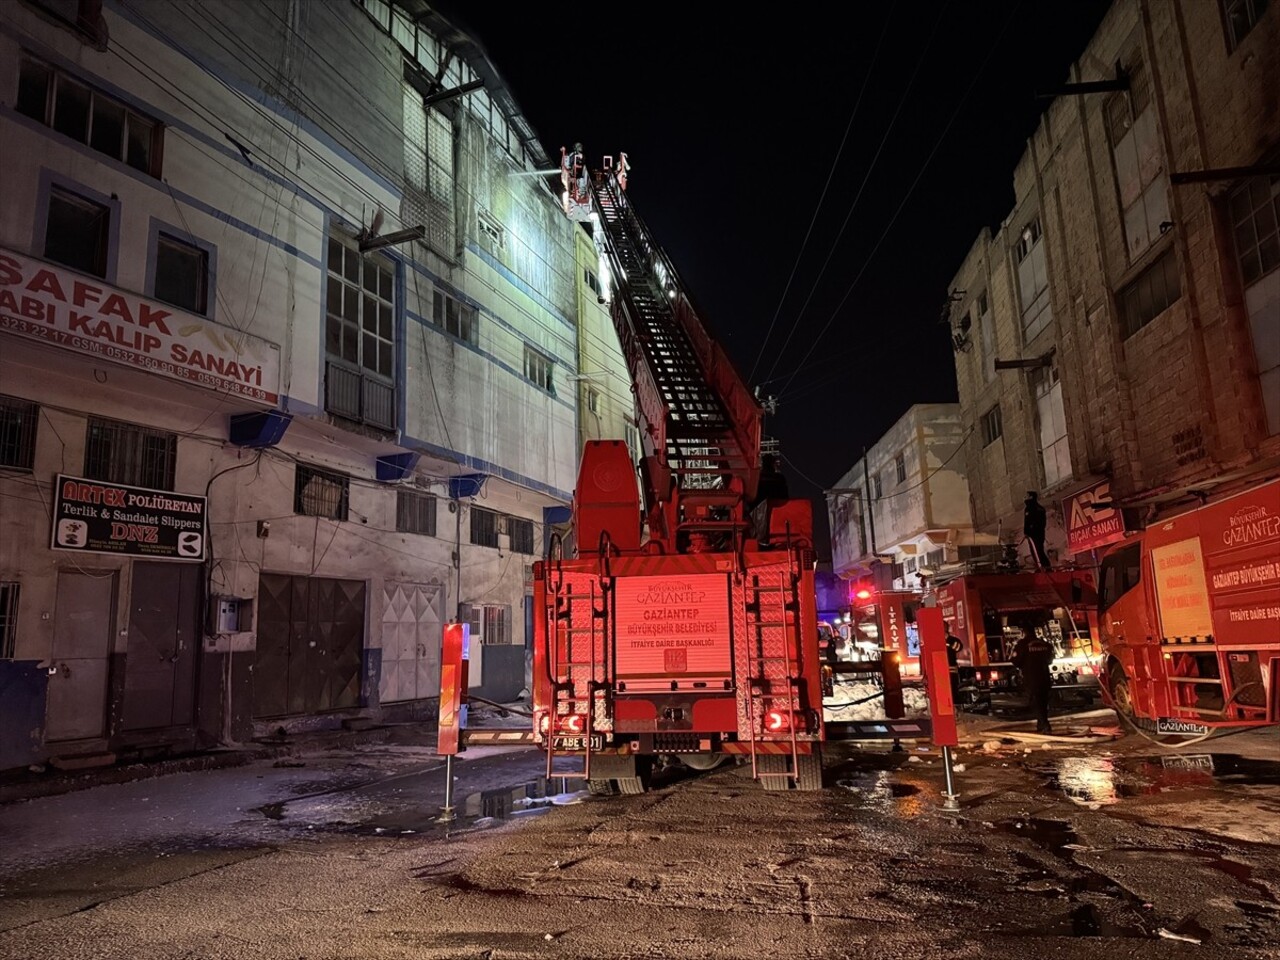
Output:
(779, 0), (1024, 397)
(746, 0), (897, 384)
(762, 0), (951, 385)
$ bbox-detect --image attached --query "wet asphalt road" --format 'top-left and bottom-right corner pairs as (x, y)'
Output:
(1, 723), (1278, 959)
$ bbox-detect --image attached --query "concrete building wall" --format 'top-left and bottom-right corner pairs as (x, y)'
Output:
(573, 226), (635, 453)
(0, 0), (579, 770)
(945, 0), (1280, 567)
(827, 404), (993, 592)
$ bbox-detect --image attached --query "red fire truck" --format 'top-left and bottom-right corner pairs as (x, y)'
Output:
(1098, 475), (1280, 733)
(932, 570), (1102, 709)
(532, 156), (825, 794)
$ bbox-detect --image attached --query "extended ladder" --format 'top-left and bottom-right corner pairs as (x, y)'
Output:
(591, 173), (751, 496)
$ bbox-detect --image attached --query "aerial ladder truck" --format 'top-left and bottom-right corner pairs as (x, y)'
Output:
(532, 152), (825, 793)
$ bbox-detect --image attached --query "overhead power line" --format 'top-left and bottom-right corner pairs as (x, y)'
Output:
(778, 0), (1025, 398)
(746, 0), (897, 385)
(761, 0), (952, 386)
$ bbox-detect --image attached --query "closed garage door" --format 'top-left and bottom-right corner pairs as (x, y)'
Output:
(254, 574), (365, 718)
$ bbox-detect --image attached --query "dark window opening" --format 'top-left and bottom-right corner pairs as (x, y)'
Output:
(470, 506), (498, 547)
(981, 405), (1003, 447)
(509, 517), (535, 555)
(431, 289), (478, 344)
(1119, 248), (1181, 339)
(396, 490), (437, 536)
(0, 581), (18, 659)
(18, 54), (160, 174)
(154, 233), (209, 315)
(45, 187), (109, 277)
(0, 396), (38, 471)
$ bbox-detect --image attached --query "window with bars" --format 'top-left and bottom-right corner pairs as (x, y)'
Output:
(470, 505), (498, 547)
(524, 346), (554, 392)
(325, 236), (395, 430)
(1118, 247), (1181, 339)
(461, 603), (511, 645)
(1222, 0), (1270, 51)
(584, 268), (600, 295)
(154, 233), (209, 315)
(0, 396), (38, 471)
(84, 418), (176, 490)
(981, 405), (1003, 447)
(294, 465), (350, 521)
(873, 473), (883, 500)
(509, 517), (535, 555)
(926, 549), (945, 570)
(402, 85), (456, 258)
(45, 187), (110, 278)
(432, 289), (479, 344)
(17, 56), (160, 175)
(895, 453), (906, 484)
(396, 490), (437, 536)
(0, 582), (18, 659)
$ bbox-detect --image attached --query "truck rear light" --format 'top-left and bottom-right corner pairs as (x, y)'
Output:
(537, 712), (550, 735)
(990, 670), (1000, 680)
(975, 671), (985, 682)
(765, 710), (790, 732)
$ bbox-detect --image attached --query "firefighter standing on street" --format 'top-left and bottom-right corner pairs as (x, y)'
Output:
(1013, 628), (1055, 733)
(944, 621), (963, 707)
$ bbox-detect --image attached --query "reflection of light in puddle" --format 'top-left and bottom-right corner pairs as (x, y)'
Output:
(835, 771), (929, 817)
(1054, 757), (1120, 806)
(462, 778), (588, 821)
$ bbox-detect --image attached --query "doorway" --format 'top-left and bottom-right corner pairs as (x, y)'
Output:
(46, 570), (116, 742)
(122, 562), (200, 731)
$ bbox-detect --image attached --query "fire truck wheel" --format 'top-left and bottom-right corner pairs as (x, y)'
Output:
(680, 753), (728, 771)
(1109, 670), (1136, 719)
(795, 746), (824, 791)
(758, 755), (790, 791)
(757, 750), (823, 791)
(614, 757), (654, 795)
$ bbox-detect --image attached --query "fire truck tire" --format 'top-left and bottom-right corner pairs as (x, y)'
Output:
(680, 753), (728, 771)
(614, 757), (654, 795)
(758, 755), (789, 791)
(757, 748), (823, 791)
(795, 746), (824, 791)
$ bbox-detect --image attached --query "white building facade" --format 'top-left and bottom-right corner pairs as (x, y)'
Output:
(827, 404), (997, 592)
(0, 0), (589, 769)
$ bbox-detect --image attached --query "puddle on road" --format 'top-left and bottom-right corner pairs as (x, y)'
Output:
(258, 775), (589, 838)
(1027, 753), (1280, 808)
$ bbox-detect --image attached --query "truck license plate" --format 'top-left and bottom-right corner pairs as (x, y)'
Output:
(552, 735), (604, 751)
(1156, 718), (1210, 736)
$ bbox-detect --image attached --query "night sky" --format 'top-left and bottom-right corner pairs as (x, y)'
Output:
(438, 1), (1112, 555)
